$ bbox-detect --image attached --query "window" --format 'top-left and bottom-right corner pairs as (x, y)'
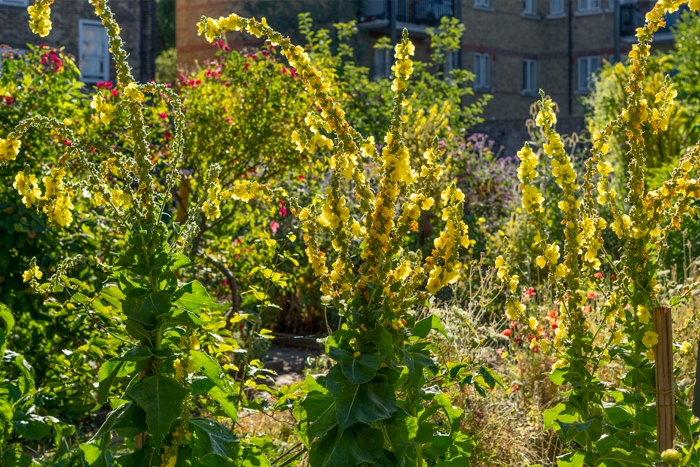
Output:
(523, 0), (537, 15)
(578, 0), (600, 12)
(474, 0), (490, 7)
(551, 0), (564, 14)
(374, 47), (392, 79)
(578, 56), (601, 91)
(0, 0), (28, 6)
(473, 53), (490, 90)
(523, 59), (537, 93)
(79, 20), (109, 83)
(444, 50), (459, 75)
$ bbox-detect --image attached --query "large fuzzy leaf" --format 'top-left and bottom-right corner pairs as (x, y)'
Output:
(126, 374), (187, 448)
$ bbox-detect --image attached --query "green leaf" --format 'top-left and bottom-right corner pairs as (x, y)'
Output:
(114, 448), (157, 467)
(479, 366), (504, 389)
(1, 445), (32, 467)
(173, 281), (216, 313)
(191, 351), (229, 392)
(126, 374), (187, 448)
(543, 403), (579, 430)
(404, 346), (435, 388)
(97, 360), (124, 404)
(557, 451), (586, 467)
(414, 314), (448, 339)
(328, 347), (383, 385)
(190, 418), (239, 460)
(123, 291), (172, 328)
(0, 304), (15, 333)
(209, 387), (238, 421)
(91, 402), (148, 441)
(384, 409), (418, 463)
(326, 367), (398, 431)
(596, 448), (653, 467)
(308, 425), (384, 467)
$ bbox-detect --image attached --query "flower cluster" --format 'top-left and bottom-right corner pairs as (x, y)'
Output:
(28, 0), (53, 37)
(90, 92), (115, 125)
(0, 136), (21, 162)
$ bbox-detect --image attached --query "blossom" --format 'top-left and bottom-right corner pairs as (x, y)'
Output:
(22, 265), (42, 283)
(642, 331), (658, 348)
(28, 2), (52, 37)
(269, 220), (280, 233)
(501, 329), (513, 337)
(0, 136), (21, 161)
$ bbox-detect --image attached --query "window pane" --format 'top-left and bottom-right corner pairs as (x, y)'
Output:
(484, 55), (489, 87)
(81, 24), (106, 78)
(474, 55), (481, 86)
(579, 59), (588, 89)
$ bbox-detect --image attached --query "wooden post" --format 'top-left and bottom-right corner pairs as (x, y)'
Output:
(654, 306), (674, 460)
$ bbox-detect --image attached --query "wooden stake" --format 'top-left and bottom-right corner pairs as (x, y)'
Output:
(654, 306), (674, 460)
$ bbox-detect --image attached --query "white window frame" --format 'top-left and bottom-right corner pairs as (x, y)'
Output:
(578, 55), (601, 92)
(578, 0), (602, 13)
(473, 53), (490, 91)
(550, 0), (565, 15)
(373, 47), (392, 79)
(523, 0), (537, 16)
(522, 59), (537, 94)
(78, 19), (110, 83)
(0, 0), (28, 6)
(473, 0), (493, 11)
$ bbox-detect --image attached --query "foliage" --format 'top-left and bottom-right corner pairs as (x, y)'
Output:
(497, 2), (700, 466)
(155, 47), (178, 84)
(199, 13), (502, 467)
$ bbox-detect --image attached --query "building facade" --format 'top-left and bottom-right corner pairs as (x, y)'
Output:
(175, 0), (683, 153)
(0, 0), (157, 84)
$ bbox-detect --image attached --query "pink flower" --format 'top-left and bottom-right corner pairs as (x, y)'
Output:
(269, 221), (280, 233)
(290, 69), (297, 78)
(63, 139), (72, 146)
(280, 207), (287, 217)
(526, 287), (535, 297)
(587, 291), (598, 300)
(594, 272), (603, 279)
(159, 112), (167, 120)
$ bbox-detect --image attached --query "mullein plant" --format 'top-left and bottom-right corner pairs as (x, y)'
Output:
(496, 0), (700, 465)
(199, 14), (500, 467)
(1, 0), (284, 465)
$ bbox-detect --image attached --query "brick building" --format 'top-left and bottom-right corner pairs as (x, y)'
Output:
(0, 0), (157, 84)
(176, 0), (683, 153)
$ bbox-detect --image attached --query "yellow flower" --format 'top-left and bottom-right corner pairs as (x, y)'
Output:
(0, 136), (21, 161)
(22, 265), (42, 283)
(679, 341), (691, 355)
(636, 305), (651, 324)
(544, 243), (560, 264)
(124, 83), (145, 103)
(642, 331), (658, 348)
(509, 275), (519, 293)
(528, 316), (538, 330)
(597, 161), (613, 176)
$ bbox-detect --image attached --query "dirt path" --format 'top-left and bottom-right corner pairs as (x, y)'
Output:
(266, 344), (322, 386)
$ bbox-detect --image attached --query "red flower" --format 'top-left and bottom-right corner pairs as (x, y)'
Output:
(587, 291), (598, 299)
(63, 139), (72, 146)
(548, 309), (557, 319)
(502, 329), (513, 337)
(551, 322), (558, 329)
(297, 175), (305, 180)
(280, 206), (288, 217)
(526, 287), (535, 297)
(594, 272), (603, 279)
